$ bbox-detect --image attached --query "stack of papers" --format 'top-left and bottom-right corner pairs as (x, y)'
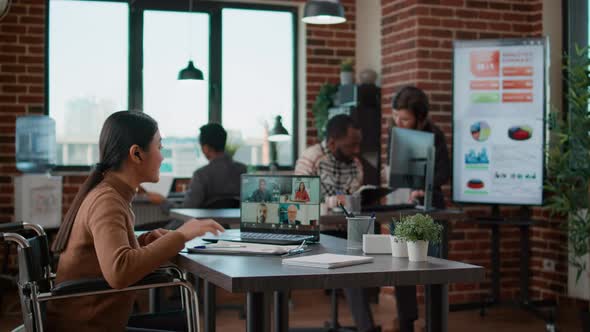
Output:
(187, 241), (299, 255)
(282, 253), (374, 269)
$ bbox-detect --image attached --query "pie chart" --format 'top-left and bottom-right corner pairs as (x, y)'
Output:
(508, 125), (533, 141)
(470, 121), (491, 142)
(467, 179), (485, 189)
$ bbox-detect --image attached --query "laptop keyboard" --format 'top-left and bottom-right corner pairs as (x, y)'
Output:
(240, 232), (310, 241)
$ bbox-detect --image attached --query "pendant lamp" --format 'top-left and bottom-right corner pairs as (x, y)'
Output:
(178, 0), (204, 80)
(302, 0), (346, 25)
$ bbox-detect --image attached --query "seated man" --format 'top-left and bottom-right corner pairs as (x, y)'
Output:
(249, 178), (273, 202)
(257, 203), (268, 223)
(295, 114), (363, 197)
(295, 115), (377, 331)
(183, 123), (247, 208)
(282, 204), (301, 226)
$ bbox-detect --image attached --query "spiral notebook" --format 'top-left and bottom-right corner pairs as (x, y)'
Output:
(282, 253), (374, 269)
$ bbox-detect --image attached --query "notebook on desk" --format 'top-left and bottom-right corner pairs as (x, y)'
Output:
(203, 174), (321, 245)
(282, 253), (374, 269)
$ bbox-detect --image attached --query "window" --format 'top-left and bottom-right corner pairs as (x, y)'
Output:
(143, 10), (210, 177)
(48, 0), (129, 166)
(222, 9), (295, 166)
(47, 1), (298, 173)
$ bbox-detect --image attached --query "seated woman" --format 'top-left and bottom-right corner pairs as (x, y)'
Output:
(293, 181), (310, 202)
(47, 111), (224, 332)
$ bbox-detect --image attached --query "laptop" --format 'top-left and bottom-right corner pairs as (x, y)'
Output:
(203, 174), (321, 245)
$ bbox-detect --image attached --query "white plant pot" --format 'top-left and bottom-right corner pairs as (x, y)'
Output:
(407, 240), (429, 262)
(340, 71), (354, 85)
(390, 236), (408, 257)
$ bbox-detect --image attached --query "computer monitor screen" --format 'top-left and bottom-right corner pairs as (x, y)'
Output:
(240, 175), (321, 231)
(388, 127), (435, 191)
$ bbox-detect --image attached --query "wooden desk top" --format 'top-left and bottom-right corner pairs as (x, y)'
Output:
(173, 231), (484, 293)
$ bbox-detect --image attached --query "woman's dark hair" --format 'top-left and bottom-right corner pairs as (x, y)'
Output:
(52, 111), (158, 253)
(391, 86), (430, 123)
(298, 182), (306, 192)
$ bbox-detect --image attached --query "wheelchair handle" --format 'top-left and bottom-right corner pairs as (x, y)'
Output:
(0, 222), (24, 233)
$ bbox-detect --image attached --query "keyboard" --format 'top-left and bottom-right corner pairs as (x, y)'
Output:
(361, 203), (416, 212)
(204, 231), (313, 245)
(240, 232), (312, 244)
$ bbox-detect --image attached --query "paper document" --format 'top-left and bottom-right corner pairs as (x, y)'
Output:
(282, 253), (374, 269)
(187, 241), (300, 255)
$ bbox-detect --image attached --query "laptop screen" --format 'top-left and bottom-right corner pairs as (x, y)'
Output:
(240, 175), (321, 234)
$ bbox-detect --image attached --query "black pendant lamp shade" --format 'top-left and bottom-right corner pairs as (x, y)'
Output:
(302, 0), (346, 25)
(178, 60), (204, 80)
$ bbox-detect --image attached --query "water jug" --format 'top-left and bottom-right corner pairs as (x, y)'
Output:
(16, 115), (56, 173)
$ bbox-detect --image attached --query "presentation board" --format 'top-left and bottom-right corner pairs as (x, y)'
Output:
(452, 38), (547, 205)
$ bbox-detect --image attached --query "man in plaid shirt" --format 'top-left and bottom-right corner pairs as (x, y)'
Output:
(295, 114), (363, 197)
(295, 115), (379, 332)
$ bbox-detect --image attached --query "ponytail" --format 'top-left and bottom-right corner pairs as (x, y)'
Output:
(52, 165), (108, 253)
(51, 110), (158, 254)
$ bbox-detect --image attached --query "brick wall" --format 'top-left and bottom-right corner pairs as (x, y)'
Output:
(305, 0), (356, 145)
(381, 0), (566, 304)
(0, 0), (356, 265)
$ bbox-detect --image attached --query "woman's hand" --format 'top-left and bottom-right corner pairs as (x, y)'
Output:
(408, 190), (425, 204)
(176, 218), (225, 242)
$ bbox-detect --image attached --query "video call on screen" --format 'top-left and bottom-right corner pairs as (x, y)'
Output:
(241, 176), (320, 230)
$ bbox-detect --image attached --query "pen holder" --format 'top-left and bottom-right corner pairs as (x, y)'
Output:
(347, 216), (375, 250)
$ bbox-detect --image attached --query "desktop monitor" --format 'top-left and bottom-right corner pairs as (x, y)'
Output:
(240, 175), (321, 240)
(388, 127), (435, 210)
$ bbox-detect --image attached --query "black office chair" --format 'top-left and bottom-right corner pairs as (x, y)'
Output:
(0, 222), (200, 332)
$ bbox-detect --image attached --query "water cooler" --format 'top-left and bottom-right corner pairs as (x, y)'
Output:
(14, 115), (62, 229)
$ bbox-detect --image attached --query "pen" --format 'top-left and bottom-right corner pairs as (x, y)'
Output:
(193, 244), (246, 249)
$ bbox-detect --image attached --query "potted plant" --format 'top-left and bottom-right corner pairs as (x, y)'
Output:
(388, 217), (408, 258)
(311, 83), (338, 140)
(394, 214), (442, 262)
(340, 58), (354, 85)
(545, 45), (590, 329)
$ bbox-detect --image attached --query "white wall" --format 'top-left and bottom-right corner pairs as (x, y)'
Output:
(355, 0), (381, 85)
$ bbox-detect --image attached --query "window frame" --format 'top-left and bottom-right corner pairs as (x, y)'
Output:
(46, 0), (299, 172)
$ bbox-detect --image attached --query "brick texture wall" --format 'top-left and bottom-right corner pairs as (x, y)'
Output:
(304, 0), (356, 145)
(380, 0), (566, 304)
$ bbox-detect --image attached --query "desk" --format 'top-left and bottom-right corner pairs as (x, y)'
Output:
(173, 231), (484, 332)
(170, 208), (466, 258)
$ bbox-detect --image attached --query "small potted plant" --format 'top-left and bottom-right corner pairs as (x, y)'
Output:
(340, 58), (354, 85)
(394, 214), (443, 262)
(389, 216), (408, 257)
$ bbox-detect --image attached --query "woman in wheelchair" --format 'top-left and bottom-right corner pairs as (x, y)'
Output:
(47, 111), (224, 331)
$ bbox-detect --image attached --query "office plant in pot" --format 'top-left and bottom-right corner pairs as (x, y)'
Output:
(340, 58), (354, 85)
(394, 214), (442, 262)
(545, 45), (590, 330)
(388, 217), (408, 257)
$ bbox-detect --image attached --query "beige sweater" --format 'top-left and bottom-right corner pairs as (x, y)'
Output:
(46, 174), (186, 332)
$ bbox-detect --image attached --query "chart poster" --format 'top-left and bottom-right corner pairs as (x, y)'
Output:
(452, 39), (546, 205)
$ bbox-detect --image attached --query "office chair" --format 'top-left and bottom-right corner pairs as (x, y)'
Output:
(0, 222), (200, 332)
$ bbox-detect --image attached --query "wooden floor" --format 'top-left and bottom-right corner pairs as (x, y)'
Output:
(0, 288), (579, 332)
